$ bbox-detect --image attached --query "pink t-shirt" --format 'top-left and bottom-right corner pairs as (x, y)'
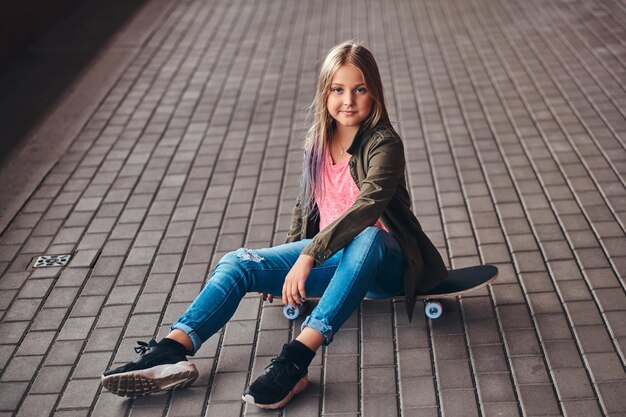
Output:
(315, 146), (387, 232)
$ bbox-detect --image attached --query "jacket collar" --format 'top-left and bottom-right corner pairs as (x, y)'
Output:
(346, 124), (368, 155)
(346, 123), (392, 155)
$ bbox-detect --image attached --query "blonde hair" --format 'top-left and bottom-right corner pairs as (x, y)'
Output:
(300, 40), (391, 216)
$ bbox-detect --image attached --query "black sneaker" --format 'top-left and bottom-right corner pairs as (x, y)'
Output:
(242, 348), (309, 409)
(101, 339), (198, 397)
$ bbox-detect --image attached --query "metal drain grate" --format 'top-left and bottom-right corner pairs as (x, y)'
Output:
(33, 254), (72, 268)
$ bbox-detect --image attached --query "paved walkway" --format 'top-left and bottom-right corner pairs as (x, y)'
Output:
(0, 0), (625, 416)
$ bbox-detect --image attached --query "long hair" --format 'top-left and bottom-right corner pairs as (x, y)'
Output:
(300, 40), (391, 217)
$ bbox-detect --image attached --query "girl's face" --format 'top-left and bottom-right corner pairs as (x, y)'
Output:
(327, 64), (373, 130)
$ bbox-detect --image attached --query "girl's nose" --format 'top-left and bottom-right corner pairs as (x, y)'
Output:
(344, 92), (355, 105)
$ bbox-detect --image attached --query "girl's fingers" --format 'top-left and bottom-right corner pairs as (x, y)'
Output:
(282, 273), (307, 307)
(291, 291), (301, 306)
(298, 283), (306, 303)
(284, 283), (293, 306)
(260, 293), (274, 303)
(289, 281), (298, 306)
(287, 282), (299, 307)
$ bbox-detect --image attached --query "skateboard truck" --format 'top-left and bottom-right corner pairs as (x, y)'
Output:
(283, 300), (444, 320)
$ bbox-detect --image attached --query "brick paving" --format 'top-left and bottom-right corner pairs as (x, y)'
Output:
(0, 0), (625, 416)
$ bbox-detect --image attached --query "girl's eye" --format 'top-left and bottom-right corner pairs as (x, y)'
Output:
(355, 87), (367, 94)
(332, 87), (343, 93)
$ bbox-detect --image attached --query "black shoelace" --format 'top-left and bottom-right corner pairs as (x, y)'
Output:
(265, 357), (302, 387)
(133, 341), (151, 355)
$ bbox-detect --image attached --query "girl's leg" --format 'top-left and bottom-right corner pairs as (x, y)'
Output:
(170, 240), (311, 353)
(301, 226), (405, 345)
(102, 239), (314, 397)
(169, 226), (403, 353)
(171, 231), (401, 353)
(243, 226), (405, 409)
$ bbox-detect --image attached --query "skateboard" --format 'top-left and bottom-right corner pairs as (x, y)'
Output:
(282, 264), (498, 320)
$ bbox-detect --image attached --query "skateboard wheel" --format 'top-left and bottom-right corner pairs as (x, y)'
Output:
(283, 304), (301, 320)
(424, 301), (443, 319)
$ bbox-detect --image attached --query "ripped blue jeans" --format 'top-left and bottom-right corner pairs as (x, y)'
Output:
(171, 226), (405, 352)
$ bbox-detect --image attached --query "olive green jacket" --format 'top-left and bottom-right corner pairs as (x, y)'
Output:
(285, 124), (448, 320)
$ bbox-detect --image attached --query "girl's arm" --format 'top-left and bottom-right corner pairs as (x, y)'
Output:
(301, 133), (405, 266)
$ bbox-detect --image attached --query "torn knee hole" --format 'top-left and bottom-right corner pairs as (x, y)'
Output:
(237, 249), (264, 262)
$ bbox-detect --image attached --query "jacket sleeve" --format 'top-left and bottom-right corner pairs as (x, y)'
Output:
(301, 134), (405, 265)
(285, 196), (303, 243)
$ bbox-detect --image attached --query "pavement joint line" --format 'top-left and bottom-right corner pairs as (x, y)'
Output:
(93, 0), (256, 413)
(421, 0), (549, 412)
(2, 0), (211, 413)
(0, 0), (178, 237)
(0, 0), (184, 276)
(0, 0), (180, 322)
(412, 1), (515, 414)
(478, 0), (626, 370)
(521, 0), (626, 205)
(447, 0), (615, 412)
(558, 1), (626, 103)
(457, 9), (579, 414)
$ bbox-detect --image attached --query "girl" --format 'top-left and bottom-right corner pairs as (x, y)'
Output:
(101, 40), (448, 409)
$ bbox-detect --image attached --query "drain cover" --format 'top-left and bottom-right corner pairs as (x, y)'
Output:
(33, 254), (72, 268)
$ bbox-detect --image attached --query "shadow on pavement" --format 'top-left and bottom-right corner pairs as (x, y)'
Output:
(0, 0), (149, 165)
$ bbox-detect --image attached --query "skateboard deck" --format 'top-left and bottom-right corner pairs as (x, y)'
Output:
(282, 264), (498, 320)
(415, 264), (498, 299)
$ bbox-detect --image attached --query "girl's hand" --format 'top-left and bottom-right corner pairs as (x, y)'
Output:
(282, 254), (315, 307)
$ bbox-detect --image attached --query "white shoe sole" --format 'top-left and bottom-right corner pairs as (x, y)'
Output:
(242, 375), (309, 409)
(101, 361), (199, 397)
